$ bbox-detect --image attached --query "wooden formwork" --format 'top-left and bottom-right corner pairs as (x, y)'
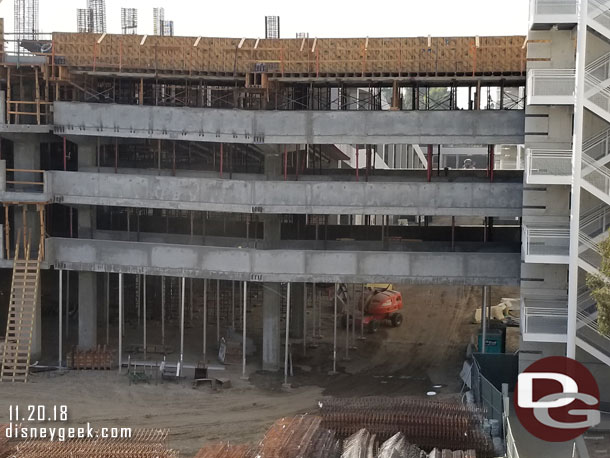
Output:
(51, 32), (526, 77)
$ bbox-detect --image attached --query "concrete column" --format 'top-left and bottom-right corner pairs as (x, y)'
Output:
(78, 271), (97, 350)
(262, 282), (281, 371)
(12, 136), (41, 249)
(264, 148), (283, 179)
(262, 212), (282, 371)
(77, 206), (96, 239)
(290, 282), (304, 339)
(77, 140), (96, 169)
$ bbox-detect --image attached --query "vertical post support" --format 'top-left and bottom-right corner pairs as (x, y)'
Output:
(203, 278), (208, 359)
(283, 282), (291, 387)
(143, 274), (147, 360)
(180, 277), (185, 366)
(58, 269), (63, 367)
(118, 273), (123, 373)
(331, 283), (338, 374)
(241, 281), (248, 379)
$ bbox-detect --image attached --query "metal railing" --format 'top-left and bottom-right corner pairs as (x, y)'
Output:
(585, 73), (610, 116)
(530, 0), (578, 17)
(582, 154), (610, 199)
(525, 148), (572, 184)
(522, 223), (570, 263)
(523, 305), (568, 338)
(590, 0), (610, 33)
(6, 168), (45, 193)
(527, 69), (576, 104)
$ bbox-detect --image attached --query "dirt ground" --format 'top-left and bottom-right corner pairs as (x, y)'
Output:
(0, 284), (519, 457)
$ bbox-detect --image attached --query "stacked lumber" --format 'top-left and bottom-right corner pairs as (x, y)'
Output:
(51, 32), (526, 76)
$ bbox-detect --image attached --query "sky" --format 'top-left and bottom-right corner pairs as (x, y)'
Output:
(0, 0), (530, 39)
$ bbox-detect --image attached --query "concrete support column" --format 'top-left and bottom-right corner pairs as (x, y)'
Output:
(77, 206), (96, 239)
(262, 282), (281, 371)
(78, 271), (97, 350)
(290, 282), (305, 339)
(12, 136), (41, 249)
(262, 209), (283, 371)
(77, 140), (97, 169)
(264, 148), (283, 179)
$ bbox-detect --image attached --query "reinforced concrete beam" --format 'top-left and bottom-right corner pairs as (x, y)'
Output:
(53, 102), (525, 145)
(47, 171), (523, 217)
(48, 238), (521, 285)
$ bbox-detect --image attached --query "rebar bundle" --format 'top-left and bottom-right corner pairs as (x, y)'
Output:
(318, 397), (492, 457)
(9, 428), (176, 457)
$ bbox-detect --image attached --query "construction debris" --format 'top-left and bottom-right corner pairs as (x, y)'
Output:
(342, 429), (376, 458)
(318, 397), (492, 457)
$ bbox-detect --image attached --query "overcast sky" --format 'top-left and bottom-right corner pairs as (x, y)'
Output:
(0, 0), (529, 38)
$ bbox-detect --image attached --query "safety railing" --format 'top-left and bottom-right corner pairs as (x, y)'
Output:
(525, 148), (572, 184)
(530, 0), (578, 16)
(522, 223), (570, 264)
(522, 297), (568, 341)
(527, 69), (576, 105)
(590, 0), (610, 38)
(5, 168), (45, 193)
(581, 154), (610, 202)
(585, 73), (610, 120)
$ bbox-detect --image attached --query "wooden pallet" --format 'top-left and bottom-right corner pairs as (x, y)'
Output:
(0, 232), (41, 383)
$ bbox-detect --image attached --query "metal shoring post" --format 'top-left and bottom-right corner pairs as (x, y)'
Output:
(161, 276), (165, 349)
(303, 283), (307, 355)
(58, 269), (63, 367)
(359, 283), (365, 340)
(216, 279), (220, 343)
(106, 273), (109, 345)
(481, 286), (487, 354)
(180, 277), (185, 373)
(203, 278), (208, 360)
(232, 280), (235, 329)
(283, 283), (291, 388)
(241, 281), (248, 380)
(344, 285), (350, 361)
(143, 274), (147, 360)
(329, 283), (338, 375)
(189, 278), (193, 323)
(351, 283), (357, 349)
(66, 272), (69, 338)
(318, 280), (323, 337)
(118, 273), (123, 374)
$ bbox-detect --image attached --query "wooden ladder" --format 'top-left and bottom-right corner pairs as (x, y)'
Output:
(1, 230), (42, 383)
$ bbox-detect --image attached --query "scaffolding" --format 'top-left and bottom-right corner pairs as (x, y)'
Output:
(265, 16), (280, 39)
(121, 7), (138, 35)
(87, 0), (106, 33)
(14, 0), (39, 51)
